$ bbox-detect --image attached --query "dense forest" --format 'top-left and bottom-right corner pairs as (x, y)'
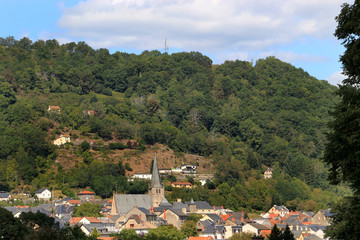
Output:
(0, 36), (349, 212)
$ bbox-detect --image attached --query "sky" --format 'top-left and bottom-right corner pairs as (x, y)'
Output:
(0, 0), (353, 86)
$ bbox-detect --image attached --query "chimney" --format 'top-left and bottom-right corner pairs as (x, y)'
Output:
(163, 209), (166, 220)
(177, 199), (182, 202)
(139, 214), (141, 220)
(151, 206), (154, 213)
(182, 207), (187, 214)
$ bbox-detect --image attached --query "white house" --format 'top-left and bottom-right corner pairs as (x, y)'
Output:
(0, 192), (11, 201)
(129, 173), (152, 181)
(242, 223), (270, 235)
(35, 188), (51, 201)
(264, 168), (273, 179)
(53, 134), (71, 146)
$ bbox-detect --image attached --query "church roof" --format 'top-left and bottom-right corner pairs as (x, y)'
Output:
(151, 154), (162, 188)
(159, 197), (172, 207)
(113, 194), (152, 215)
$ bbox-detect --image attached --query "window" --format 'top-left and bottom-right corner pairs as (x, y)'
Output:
(130, 224), (134, 228)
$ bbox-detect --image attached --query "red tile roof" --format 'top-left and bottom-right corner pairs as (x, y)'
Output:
(221, 215), (230, 221)
(49, 105), (61, 110)
(261, 230), (272, 238)
(68, 200), (80, 204)
(85, 217), (101, 223)
(188, 237), (213, 240)
(69, 217), (82, 224)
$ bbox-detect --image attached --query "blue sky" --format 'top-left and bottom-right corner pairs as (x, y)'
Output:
(0, 0), (352, 85)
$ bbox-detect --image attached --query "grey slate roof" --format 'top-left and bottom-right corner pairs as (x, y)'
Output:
(169, 208), (188, 217)
(303, 211), (315, 217)
(151, 154), (162, 188)
(246, 223), (270, 230)
(3, 206), (19, 215)
(114, 194), (152, 214)
(304, 234), (322, 240)
(35, 188), (49, 194)
(138, 207), (156, 216)
(206, 214), (224, 224)
(159, 197), (172, 207)
(323, 209), (335, 217)
(0, 192), (11, 198)
(201, 219), (215, 233)
(173, 201), (189, 210)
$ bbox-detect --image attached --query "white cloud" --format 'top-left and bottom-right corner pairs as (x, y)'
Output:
(58, 0), (348, 53)
(327, 70), (346, 86)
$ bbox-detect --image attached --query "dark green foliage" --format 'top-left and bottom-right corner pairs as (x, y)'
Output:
(282, 225), (295, 240)
(146, 225), (185, 240)
(111, 229), (141, 240)
(108, 142), (127, 150)
(72, 202), (102, 217)
(334, 0), (360, 85)
(267, 225), (283, 240)
(323, 1), (360, 239)
(0, 207), (92, 240)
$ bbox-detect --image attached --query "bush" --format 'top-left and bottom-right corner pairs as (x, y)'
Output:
(108, 142), (127, 150)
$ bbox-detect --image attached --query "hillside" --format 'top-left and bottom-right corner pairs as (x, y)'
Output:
(0, 37), (347, 212)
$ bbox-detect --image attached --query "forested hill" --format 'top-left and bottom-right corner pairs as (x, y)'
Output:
(0, 37), (341, 211)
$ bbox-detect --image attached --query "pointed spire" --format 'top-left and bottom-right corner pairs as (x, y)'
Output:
(151, 153), (162, 188)
(190, 198), (195, 204)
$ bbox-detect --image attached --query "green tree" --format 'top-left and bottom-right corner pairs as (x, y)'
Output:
(228, 232), (253, 240)
(180, 220), (198, 237)
(146, 225), (185, 240)
(267, 224), (282, 240)
(323, 1), (360, 239)
(91, 227), (100, 238)
(72, 202), (101, 217)
(282, 225), (295, 240)
(112, 229), (141, 240)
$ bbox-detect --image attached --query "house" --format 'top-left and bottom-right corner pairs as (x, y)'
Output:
(122, 214), (156, 235)
(111, 154), (165, 215)
(268, 205), (289, 217)
(48, 105), (61, 112)
(159, 208), (188, 229)
(130, 173), (152, 181)
(35, 188), (51, 201)
(124, 206), (157, 225)
(87, 110), (95, 116)
(171, 182), (192, 189)
(312, 209), (334, 226)
(264, 168), (273, 179)
(180, 164), (197, 174)
(0, 191), (11, 201)
(198, 219), (226, 239)
(158, 169), (172, 175)
(78, 190), (95, 202)
(242, 223), (271, 235)
(53, 134), (71, 146)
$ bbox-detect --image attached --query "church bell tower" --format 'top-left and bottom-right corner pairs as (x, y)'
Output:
(150, 153), (164, 207)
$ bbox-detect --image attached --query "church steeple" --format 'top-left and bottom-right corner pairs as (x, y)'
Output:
(151, 153), (162, 188)
(150, 153), (164, 207)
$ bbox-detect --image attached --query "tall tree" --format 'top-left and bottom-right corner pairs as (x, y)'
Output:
(267, 224), (282, 240)
(324, 1), (360, 239)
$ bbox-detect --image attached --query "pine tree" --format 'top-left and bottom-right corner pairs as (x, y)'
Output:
(282, 225), (295, 240)
(267, 224), (282, 240)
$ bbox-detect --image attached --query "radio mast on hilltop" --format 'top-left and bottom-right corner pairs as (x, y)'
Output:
(164, 38), (169, 54)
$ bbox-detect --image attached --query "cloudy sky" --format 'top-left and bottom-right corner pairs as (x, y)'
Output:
(0, 0), (352, 85)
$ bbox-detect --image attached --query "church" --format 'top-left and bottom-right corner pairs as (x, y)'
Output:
(110, 154), (165, 215)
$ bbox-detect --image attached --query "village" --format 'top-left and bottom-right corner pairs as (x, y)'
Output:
(0, 155), (333, 240)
